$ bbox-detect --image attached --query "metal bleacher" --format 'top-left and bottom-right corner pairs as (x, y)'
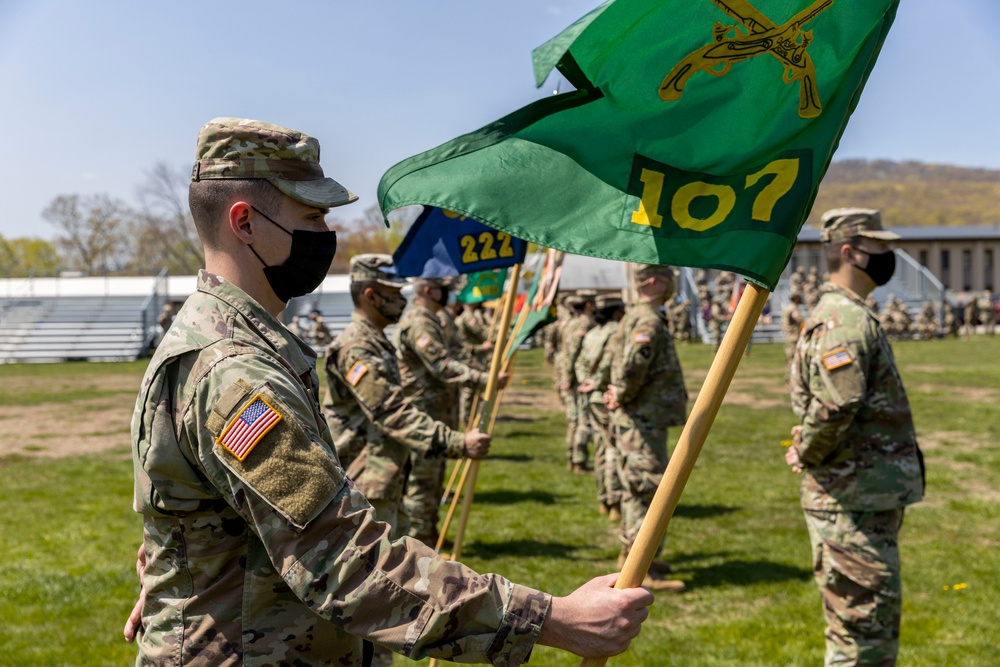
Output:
(0, 272), (167, 364)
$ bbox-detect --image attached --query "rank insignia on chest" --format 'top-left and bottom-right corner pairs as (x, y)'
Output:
(346, 361), (368, 386)
(217, 395), (283, 460)
(634, 333), (651, 343)
(417, 333), (433, 349)
(822, 347), (853, 371)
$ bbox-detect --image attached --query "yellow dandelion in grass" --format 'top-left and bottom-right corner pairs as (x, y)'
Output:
(954, 582), (968, 590)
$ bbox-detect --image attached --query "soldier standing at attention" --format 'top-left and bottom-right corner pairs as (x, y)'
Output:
(787, 208), (925, 667)
(125, 117), (652, 665)
(576, 295), (626, 520)
(397, 277), (509, 545)
(324, 255), (491, 536)
(604, 264), (688, 593)
(559, 290), (597, 472)
(455, 300), (494, 427)
(324, 255), (492, 667)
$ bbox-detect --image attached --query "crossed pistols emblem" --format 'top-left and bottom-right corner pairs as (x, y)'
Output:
(660, 0), (833, 119)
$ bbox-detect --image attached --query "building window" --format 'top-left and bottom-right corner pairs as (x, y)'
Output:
(919, 250), (929, 267)
(987, 249), (995, 291)
(962, 249), (973, 291)
(940, 250), (951, 289)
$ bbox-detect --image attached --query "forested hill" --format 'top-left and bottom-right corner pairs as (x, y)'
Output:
(805, 159), (1000, 228)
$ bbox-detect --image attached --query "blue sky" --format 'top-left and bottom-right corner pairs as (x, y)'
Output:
(1, 0), (998, 240)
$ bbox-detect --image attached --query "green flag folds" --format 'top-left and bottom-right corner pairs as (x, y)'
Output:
(457, 269), (508, 304)
(379, 0), (899, 290)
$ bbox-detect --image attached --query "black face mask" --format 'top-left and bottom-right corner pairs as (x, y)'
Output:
(247, 205), (337, 303)
(373, 290), (407, 324)
(854, 248), (896, 287)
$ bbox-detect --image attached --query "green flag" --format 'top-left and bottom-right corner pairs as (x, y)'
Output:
(457, 269), (508, 304)
(506, 249), (564, 358)
(379, 0), (898, 290)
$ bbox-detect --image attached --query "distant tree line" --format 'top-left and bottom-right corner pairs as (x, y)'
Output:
(1, 163), (412, 279)
(806, 159), (1000, 228)
(3, 159), (997, 279)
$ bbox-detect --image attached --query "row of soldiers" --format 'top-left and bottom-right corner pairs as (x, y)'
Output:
(542, 267), (689, 593)
(321, 257), (504, 666)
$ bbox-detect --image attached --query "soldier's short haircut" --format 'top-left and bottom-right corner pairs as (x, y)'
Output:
(823, 236), (861, 272)
(350, 280), (378, 307)
(598, 303), (623, 321)
(189, 179), (283, 247)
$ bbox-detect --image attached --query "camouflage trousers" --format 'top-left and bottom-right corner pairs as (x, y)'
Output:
(804, 508), (905, 667)
(784, 338), (798, 380)
(570, 391), (592, 466)
(561, 386), (579, 464)
(402, 454), (446, 545)
(589, 400), (622, 509)
(612, 410), (668, 556)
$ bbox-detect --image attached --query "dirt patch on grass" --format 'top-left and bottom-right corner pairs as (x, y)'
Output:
(0, 375), (137, 458)
(918, 430), (990, 453)
(911, 384), (999, 403)
(502, 386), (564, 415)
(689, 376), (791, 410)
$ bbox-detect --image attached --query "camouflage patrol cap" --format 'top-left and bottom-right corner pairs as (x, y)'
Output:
(596, 294), (625, 309)
(634, 263), (676, 279)
(819, 208), (900, 244)
(350, 254), (406, 287)
(191, 117), (358, 209)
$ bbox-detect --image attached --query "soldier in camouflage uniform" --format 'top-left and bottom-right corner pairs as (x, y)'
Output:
(787, 208), (925, 666)
(604, 265), (687, 593)
(323, 255), (491, 666)
(324, 255), (490, 536)
(125, 117), (652, 665)
(978, 290), (995, 336)
(559, 290), (597, 472)
(455, 300), (495, 427)
(397, 277), (509, 544)
(575, 295), (626, 520)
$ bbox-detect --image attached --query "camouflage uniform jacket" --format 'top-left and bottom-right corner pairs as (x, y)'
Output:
(790, 283), (925, 512)
(324, 312), (465, 502)
(558, 314), (594, 389)
(574, 321), (617, 388)
(780, 303), (804, 340)
(609, 302), (687, 429)
(456, 308), (492, 369)
(579, 321), (619, 406)
(131, 272), (547, 666)
(397, 304), (487, 413)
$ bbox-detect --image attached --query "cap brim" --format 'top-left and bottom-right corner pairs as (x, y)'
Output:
(271, 177), (358, 209)
(858, 230), (901, 241)
(374, 277), (407, 287)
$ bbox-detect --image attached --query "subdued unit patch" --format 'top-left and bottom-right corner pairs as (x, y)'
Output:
(214, 391), (342, 528)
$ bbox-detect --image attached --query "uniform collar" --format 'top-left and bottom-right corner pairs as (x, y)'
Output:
(349, 310), (391, 347)
(196, 270), (317, 376)
(823, 282), (877, 318)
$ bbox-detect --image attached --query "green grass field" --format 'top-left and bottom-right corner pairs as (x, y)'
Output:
(0, 339), (998, 666)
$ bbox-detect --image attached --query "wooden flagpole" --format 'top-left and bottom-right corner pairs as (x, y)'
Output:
(429, 266), (521, 667)
(440, 296), (504, 508)
(579, 282), (770, 667)
(448, 263), (521, 563)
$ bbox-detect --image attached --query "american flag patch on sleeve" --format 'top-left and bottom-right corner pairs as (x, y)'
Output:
(822, 347), (853, 371)
(217, 395), (282, 461)
(417, 333), (432, 349)
(633, 332), (651, 343)
(346, 361), (368, 386)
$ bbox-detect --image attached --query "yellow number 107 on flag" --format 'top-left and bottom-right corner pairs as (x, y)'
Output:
(629, 155), (804, 233)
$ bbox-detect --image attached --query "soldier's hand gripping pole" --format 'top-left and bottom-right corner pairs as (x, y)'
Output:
(579, 283), (770, 667)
